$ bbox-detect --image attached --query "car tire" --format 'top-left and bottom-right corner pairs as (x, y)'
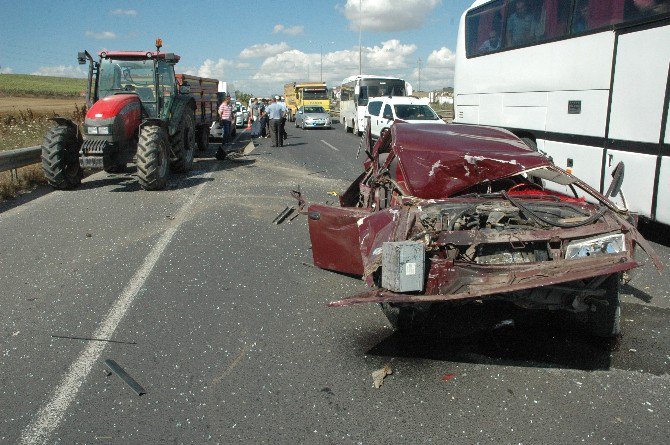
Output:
(586, 273), (621, 338)
(301, 122), (305, 130)
(380, 302), (432, 331)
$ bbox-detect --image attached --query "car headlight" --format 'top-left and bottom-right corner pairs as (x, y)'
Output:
(565, 233), (626, 260)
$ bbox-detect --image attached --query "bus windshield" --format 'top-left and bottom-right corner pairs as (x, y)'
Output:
(358, 79), (406, 106)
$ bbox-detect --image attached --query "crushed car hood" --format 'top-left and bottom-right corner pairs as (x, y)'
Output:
(390, 123), (551, 198)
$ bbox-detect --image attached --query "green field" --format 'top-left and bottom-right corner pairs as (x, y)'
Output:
(0, 73), (86, 98)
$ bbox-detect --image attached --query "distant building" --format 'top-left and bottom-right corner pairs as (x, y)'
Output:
(429, 89), (454, 105)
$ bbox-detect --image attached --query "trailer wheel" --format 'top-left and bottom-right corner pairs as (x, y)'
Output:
(170, 110), (196, 172)
(380, 302), (431, 331)
(586, 273), (621, 338)
(137, 126), (169, 190)
(196, 125), (209, 151)
(41, 124), (82, 189)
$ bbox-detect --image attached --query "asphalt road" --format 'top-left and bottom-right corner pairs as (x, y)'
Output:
(1, 121), (669, 444)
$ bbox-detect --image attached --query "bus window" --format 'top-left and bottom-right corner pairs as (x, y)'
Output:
(505, 0), (570, 46)
(572, 0), (625, 32)
(465, 0), (504, 57)
(624, 0), (670, 21)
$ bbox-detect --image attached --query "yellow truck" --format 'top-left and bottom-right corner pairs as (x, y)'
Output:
(284, 82), (329, 121)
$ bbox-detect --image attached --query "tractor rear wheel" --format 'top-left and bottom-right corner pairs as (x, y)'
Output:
(41, 124), (82, 189)
(170, 110), (195, 172)
(137, 126), (169, 190)
(196, 125), (209, 151)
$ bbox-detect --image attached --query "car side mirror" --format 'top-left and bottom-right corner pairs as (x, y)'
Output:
(606, 161), (625, 198)
(180, 82), (191, 94)
(298, 110), (302, 114)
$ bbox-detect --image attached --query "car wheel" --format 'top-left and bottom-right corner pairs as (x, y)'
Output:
(301, 122), (305, 130)
(586, 274), (621, 338)
(380, 302), (432, 331)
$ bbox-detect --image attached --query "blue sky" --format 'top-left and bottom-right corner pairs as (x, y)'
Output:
(0, 0), (473, 95)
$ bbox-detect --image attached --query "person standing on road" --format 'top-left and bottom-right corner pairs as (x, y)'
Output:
(266, 97), (285, 147)
(278, 96), (288, 143)
(218, 96), (234, 144)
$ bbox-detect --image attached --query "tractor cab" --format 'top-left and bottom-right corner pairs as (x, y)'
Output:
(82, 39), (182, 120)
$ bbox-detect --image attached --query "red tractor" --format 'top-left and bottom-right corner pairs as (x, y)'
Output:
(41, 39), (201, 190)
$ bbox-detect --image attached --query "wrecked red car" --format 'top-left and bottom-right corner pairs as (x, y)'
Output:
(303, 122), (662, 337)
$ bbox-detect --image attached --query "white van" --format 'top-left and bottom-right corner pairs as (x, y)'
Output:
(365, 96), (446, 139)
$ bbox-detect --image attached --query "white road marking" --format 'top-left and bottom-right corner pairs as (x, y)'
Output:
(320, 140), (340, 151)
(17, 150), (230, 444)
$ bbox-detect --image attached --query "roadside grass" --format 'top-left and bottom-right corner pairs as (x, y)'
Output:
(0, 165), (47, 200)
(0, 106), (87, 200)
(0, 73), (86, 98)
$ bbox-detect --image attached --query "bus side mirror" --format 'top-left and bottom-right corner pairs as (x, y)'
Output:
(606, 161), (625, 198)
(354, 85), (360, 95)
(77, 52), (87, 65)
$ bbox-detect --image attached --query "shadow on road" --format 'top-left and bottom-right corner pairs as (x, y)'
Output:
(365, 301), (670, 374)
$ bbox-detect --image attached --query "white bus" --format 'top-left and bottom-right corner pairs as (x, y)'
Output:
(340, 75), (411, 135)
(454, 0), (670, 223)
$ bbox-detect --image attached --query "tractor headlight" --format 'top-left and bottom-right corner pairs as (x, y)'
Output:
(87, 126), (98, 134)
(98, 126), (110, 135)
(565, 233), (626, 260)
(87, 126), (111, 135)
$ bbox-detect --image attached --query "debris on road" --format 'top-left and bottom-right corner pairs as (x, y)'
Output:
(104, 359), (146, 396)
(51, 334), (137, 345)
(441, 373), (457, 382)
(372, 364), (393, 388)
(272, 206), (295, 225)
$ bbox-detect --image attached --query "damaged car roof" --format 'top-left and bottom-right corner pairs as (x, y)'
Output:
(389, 123), (551, 198)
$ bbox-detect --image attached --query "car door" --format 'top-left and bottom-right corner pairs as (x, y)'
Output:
(307, 204), (372, 276)
(367, 100), (383, 137)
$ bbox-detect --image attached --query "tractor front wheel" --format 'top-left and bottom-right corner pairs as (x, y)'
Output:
(137, 126), (169, 190)
(170, 110), (196, 172)
(41, 124), (82, 189)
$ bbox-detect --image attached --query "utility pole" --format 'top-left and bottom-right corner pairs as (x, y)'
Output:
(358, 0), (362, 75)
(320, 44), (323, 83)
(417, 58), (423, 92)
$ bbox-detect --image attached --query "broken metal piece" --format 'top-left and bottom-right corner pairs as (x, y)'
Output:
(273, 206), (295, 225)
(272, 206), (290, 224)
(104, 359), (146, 396)
(51, 334), (137, 345)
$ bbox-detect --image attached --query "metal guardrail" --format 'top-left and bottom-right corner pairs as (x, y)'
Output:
(0, 146), (41, 173)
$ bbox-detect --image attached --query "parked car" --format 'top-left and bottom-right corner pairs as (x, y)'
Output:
(294, 105), (332, 130)
(365, 96), (445, 139)
(235, 104), (250, 128)
(300, 123), (662, 337)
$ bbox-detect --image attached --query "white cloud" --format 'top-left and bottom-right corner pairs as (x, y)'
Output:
(183, 58), (235, 79)
(0, 67), (13, 74)
(239, 42), (291, 59)
(110, 9), (137, 16)
(249, 39), (417, 94)
(341, 0), (441, 32)
(272, 24), (304, 35)
(85, 31), (118, 40)
(409, 46), (456, 91)
(32, 65), (86, 78)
